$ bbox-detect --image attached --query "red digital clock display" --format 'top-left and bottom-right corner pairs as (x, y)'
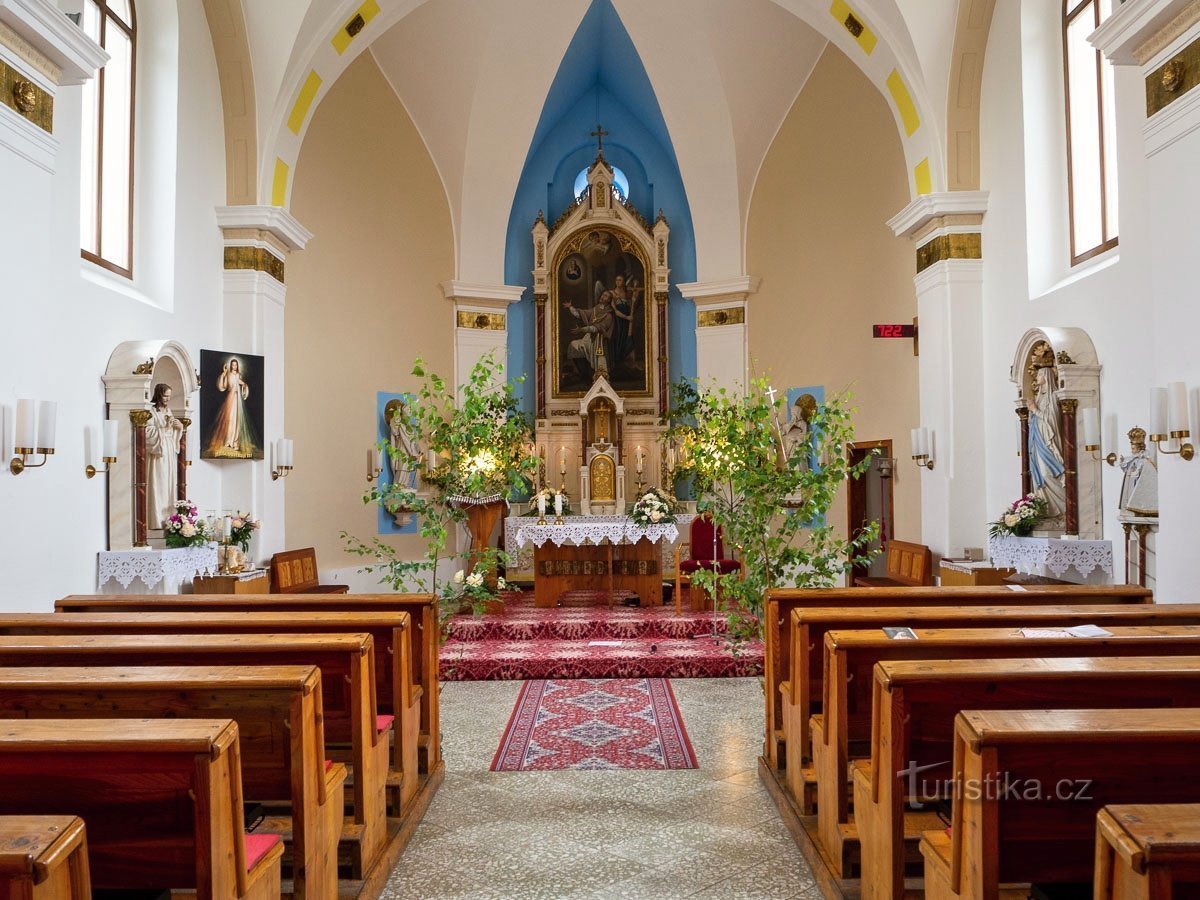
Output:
(873, 323), (915, 339)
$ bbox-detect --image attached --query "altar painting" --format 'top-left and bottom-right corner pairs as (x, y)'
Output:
(199, 350), (264, 460)
(553, 227), (651, 397)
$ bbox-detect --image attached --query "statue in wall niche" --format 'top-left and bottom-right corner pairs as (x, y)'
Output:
(1119, 426), (1159, 518)
(146, 383), (183, 529)
(386, 398), (421, 491)
(1027, 342), (1067, 524)
(783, 394), (818, 472)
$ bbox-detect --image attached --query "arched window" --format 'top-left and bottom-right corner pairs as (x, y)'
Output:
(1063, 0), (1117, 266)
(80, 0), (136, 277)
(574, 165), (630, 201)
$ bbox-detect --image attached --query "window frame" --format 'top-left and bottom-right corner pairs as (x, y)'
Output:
(1062, 0), (1118, 267)
(81, 0), (137, 279)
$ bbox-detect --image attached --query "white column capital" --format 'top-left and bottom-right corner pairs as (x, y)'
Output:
(887, 191), (989, 240)
(0, 0), (108, 85)
(1089, 0), (1199, 65)
(440, 281), (526, 307)
(215, 205), (313, 252)
(676, 275), (761, 305)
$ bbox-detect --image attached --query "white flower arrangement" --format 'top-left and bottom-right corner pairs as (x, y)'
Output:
(163, 500), (210, 548)
(989, 493), (1049, 538)
(630, 487), (677, 527)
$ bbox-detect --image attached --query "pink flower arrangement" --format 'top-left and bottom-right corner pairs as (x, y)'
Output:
(229, 513), (261, 551)
(989, 493), (1049, 538)
(164, 500), (210, 547)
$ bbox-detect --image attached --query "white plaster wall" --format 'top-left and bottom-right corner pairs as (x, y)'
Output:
(0, 0), (234, 611)
(976, 0), (1167, 594)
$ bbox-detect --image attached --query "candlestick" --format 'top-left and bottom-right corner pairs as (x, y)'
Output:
(1151, 388), (1168, 438)
(1081, 407), (1100, 448)
(35, 401), (56, 450)
(102, 420), (119, 458)
(1168, 382), (1189, 434)
(558, 446), (566, 475)
(636, 446), (644, 474)
(14, 400), (35, 449)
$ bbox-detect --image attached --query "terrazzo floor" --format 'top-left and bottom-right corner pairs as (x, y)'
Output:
(382, 678), (819, 899)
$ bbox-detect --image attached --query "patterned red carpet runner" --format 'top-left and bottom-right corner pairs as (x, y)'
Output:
(490, 678), (699, 771)
(440, 593), (764, 681)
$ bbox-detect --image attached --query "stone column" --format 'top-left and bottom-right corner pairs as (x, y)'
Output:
(440, 281), (525, 391)
(1016, 406), (1032, 497)
(1058, 397), (1080, 535)
(129, 409), (151, 547)
(887, 191), (989, 558)
(177, 417), (191, 502)
(676, 276), (760, 395)
(216, 205), (313, 561)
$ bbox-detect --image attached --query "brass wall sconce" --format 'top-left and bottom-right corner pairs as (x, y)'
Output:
(367, 446), (382, 483)
(909, 427), (935, 470)
(10, 399), (56, 476)
(86, 420), (119, 478)
(181, 417), (194, 467)
(272, 437), (295, 480)
(1150, 383), (1195, 462)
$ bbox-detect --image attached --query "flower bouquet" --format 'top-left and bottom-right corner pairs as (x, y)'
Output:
(630, 487), (677, 527)
(989, 493), (1048, 538)
(228, 513), (260, 552)
(441, 559), (509, 616)
(163, 500), (210, 548)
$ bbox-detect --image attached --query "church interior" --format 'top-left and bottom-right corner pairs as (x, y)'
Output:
(3, 0), (1200, 897)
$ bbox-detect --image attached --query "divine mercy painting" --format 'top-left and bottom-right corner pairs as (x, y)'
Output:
(200, 349), (265, 460)
(553, 226), (650, 396)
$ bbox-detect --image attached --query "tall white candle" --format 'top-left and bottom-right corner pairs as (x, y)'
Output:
(427, 449), (438, 470)
(558, 447), (566, 475)
(1151, 388), (1168, 437)
(35, 401), (56, 450)
(1081, 407), (1100, 447)
(1015, 417), (1023, 455)
(1168, 382), (1189, 433)
(537, 492), (546, 516)
(636, 446), (644, 473)
(910, 427), (924, 457)
(554, 492), (563, 517)
(14, 400), (36, 449)
(102, 420), (119, 459)
(223, 516), (232, 539)
(285, 439), (294, 467)
(1105, 413), (1119, 455)
(186, 425), (197, 463)
(667, 446), (676, 470)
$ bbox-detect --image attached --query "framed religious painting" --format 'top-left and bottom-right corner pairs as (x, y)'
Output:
(199, 349), (265, 460)
(552, 225), (651, 397)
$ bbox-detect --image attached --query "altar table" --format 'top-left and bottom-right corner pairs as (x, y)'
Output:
(510, 516), (685, 608)
(97, 546), (219, 593)
(987, 534), (1114, 585)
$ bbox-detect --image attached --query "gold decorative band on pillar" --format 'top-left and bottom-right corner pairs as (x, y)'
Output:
(915, 232), (982, 273)
(456, 311), (506, 330)
(0, 60), (53, 133)
(696, 307), (745, 328)
(1147, 39), (1200, 117)
(223, 246), (285, 283)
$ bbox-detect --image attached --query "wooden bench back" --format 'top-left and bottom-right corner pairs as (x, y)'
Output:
(855, 540), (934, 587)
(937, 709), (1200, 896)
(1096, 804), (1200, 899)
(0, 718), (282, 898)
(861, 657), (1200, 900)
(761, 584), (1153, 768)
(0, 815), (90, 898)
(0, 665), (339, 900)
(57, 593), (441, 772)
(270, 548), (323, 591)
(774, 599), (1191, 770)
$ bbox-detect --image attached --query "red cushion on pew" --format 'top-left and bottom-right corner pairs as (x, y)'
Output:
(245, 833), (282, 871)
(376, 714), (394, 734)
(324, 759), (333, 771)
(679, 559), (742, 575)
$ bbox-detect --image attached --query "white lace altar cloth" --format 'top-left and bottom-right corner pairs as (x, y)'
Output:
(506, 515), (696, 574)
(98, 546), (219, 593)
(987, 535), (1113, 585)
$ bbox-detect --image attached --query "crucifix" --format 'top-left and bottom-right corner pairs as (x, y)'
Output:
(765, 386), (779, 406)
(591, 124), (609, 153)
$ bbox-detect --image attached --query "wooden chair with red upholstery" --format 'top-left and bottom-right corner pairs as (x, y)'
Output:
(674, 514), (742, 616)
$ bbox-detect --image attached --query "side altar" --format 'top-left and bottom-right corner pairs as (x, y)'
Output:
(508, 515), (695, 608)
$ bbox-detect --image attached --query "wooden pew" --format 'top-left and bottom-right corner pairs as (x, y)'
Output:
(0, 632), (388, 879)
(0, 665), (344, 900)
(920, 709), (1200, 900)
(0, 610), (420, 814)
(57, 593), (441, 774)
(854, 656), (1200, 900)
(0, 719), (284, 900)
(815, 625), (1200, 877)
(852, 540), (933, 587)
(0, 816), (91, 900)
(270, 548), (350, 593)
(762, 584), (1153, 771)
(1095, 804), (1200, 900)
(778, 603), (1200, 814)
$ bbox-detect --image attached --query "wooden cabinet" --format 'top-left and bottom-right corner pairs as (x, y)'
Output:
(938, 561), (1016, 586)
(192, 570), (270, 594)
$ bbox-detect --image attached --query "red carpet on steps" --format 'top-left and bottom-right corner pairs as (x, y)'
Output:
(439, 592), (764, 681)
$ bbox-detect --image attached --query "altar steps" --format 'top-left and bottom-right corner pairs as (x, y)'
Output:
(439, 593), (764, 681)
